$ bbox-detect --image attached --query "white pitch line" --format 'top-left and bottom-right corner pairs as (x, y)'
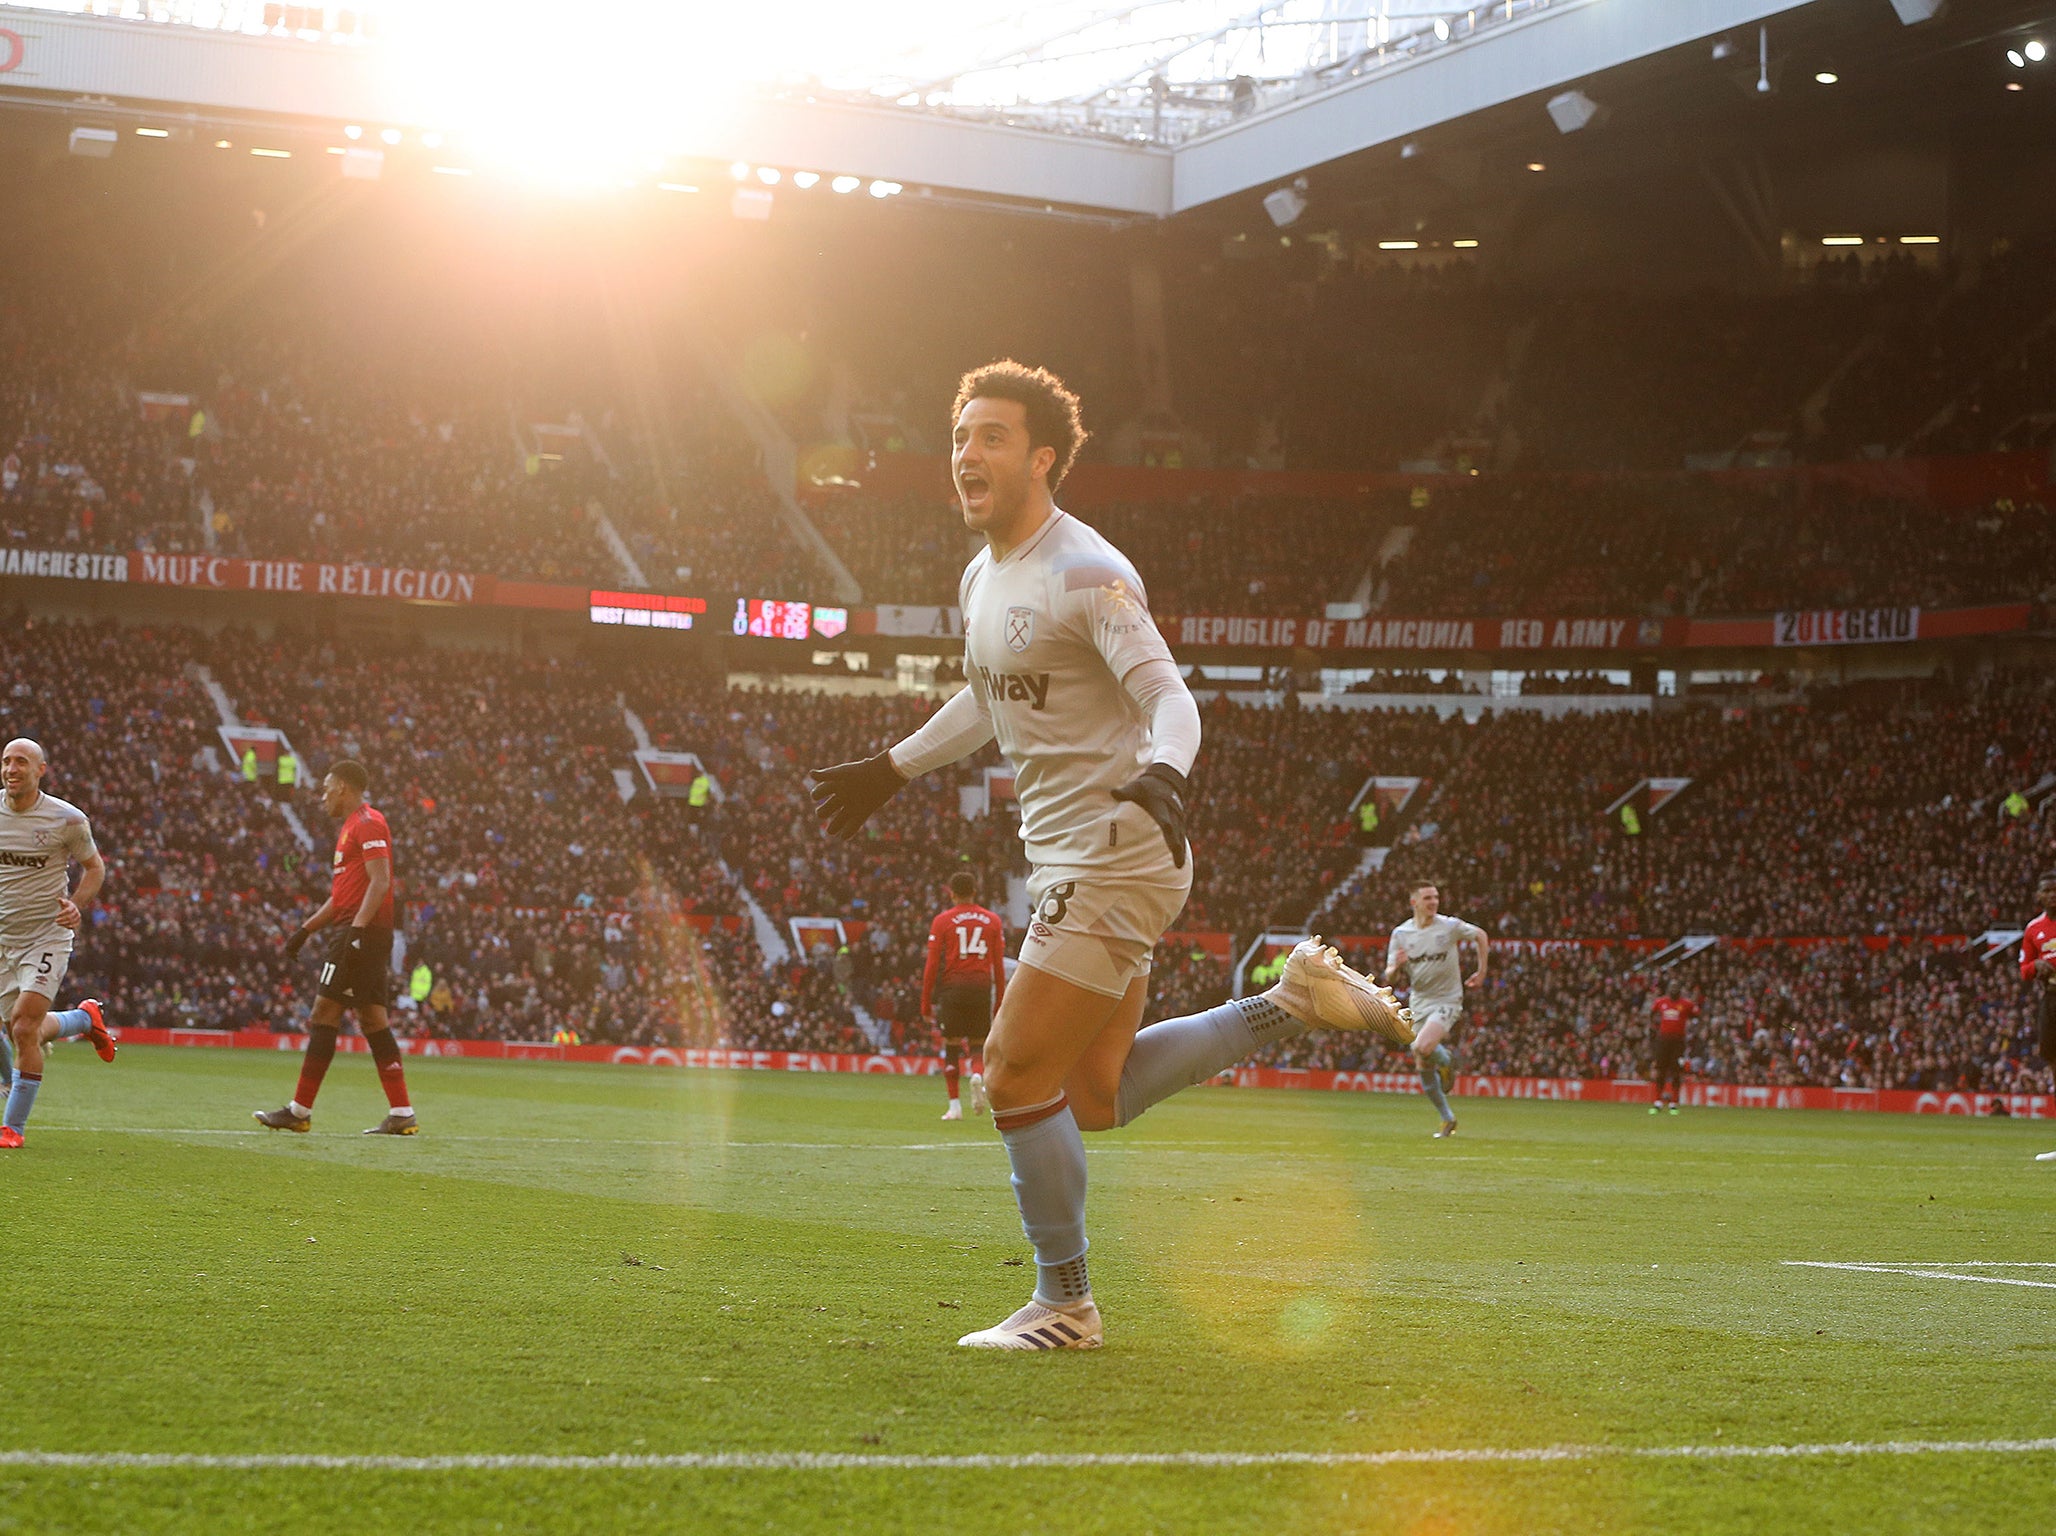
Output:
(1784, 1262), (2056, 1291)
(1, 1439), (2054, 1473)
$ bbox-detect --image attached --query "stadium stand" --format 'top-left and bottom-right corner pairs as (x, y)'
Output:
(3, 610), (2046, 1093)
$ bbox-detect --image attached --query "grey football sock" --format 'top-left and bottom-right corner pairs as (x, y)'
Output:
(1420, 1061), (1456, 1123)
(1114, 996), (1305, 1127)
(1000, 1104), (1091, 1306)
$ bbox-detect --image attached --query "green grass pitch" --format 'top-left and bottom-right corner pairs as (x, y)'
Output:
(2, 1045), (2052, 1535)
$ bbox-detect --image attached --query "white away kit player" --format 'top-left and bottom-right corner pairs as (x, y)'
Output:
(810, 362), (1413, 1350)
(1385, 881), (1487, 1137)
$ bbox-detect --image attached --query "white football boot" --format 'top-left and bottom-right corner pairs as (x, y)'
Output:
(941, 1100), (963, 1121)
(957, 1299), (1103, 1351)
(967, 1072), (990, 1115)
(1267, 938), (1416, 1045)
(2036, 1149), (2056, 1162)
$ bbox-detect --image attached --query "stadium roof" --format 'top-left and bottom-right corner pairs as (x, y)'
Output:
(2, 1), (2040, 218)
(8, 1), (1581, 142)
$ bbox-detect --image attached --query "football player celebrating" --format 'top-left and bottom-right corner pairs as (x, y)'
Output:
(811, 362), (1413, 1350)
(924, 871), (1006, 1121)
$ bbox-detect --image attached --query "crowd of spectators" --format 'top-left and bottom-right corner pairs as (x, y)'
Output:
(4, 615), (2052, 1091)
(1, 314), (205, 556)
(1375, 478), (2056, 619)
(1328, 670), (2056, 941)
(805, 488), (1392, 614)
(0, 616), (308, 1033)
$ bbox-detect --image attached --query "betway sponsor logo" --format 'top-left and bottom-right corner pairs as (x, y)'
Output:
(0, 549), (129, 581)
(977, 667), (1051, 710)
(135, 554), (478, 602)
(0, 850), (48, 869)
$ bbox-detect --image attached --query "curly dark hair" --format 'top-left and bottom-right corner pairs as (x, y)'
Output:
(952, 360), (1088, 490)
(327, 758), (370, 792)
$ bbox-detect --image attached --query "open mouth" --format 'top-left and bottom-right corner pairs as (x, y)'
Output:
(958, 471), (990, 507)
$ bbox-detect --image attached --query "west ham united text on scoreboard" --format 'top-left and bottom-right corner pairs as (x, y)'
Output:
(587, 590), (848, 641)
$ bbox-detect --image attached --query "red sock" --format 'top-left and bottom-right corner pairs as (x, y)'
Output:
(944, 1061), (961, 1099)
(366, 1028), (411, 1110)
(295, 1026), (339, 1108)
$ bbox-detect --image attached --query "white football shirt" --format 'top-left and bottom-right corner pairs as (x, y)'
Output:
(960, 509), (1184, 875)
(0, 791), (96, 944)
(1386, 913), (1483, 1008)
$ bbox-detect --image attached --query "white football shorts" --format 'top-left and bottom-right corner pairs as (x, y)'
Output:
(1410, 1001), (1463, 1046)
(1019, 864), (1192, 999)
(0, 925), (74, 1019)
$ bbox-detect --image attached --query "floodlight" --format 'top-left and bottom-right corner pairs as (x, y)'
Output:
(380, 127), (402, 145)
(68, 126), (116, 158)
(1262, 185), (1306, 227)
(2029, 41), (2048, 62)
(831, 175), (860, 193)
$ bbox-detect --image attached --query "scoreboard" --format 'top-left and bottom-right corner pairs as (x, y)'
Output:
(591, 591), (850, 643)
(735, 598), (813, 640)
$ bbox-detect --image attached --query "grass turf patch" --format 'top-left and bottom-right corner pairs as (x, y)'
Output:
(1, 1045), (2051, 1533)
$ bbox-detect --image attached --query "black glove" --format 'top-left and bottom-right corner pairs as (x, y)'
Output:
(283, 927), (311, 959)
(809, 750), (907, 838)
(1112, 763), (1189, 869)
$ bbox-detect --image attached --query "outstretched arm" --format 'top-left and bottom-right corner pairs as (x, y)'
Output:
(811, 684), (993, 839)
(888, 684), (994, 779)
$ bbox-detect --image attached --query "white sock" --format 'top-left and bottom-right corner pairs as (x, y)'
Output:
(389, 1105), (416, 1118)
(288, 1100), (312, 1118)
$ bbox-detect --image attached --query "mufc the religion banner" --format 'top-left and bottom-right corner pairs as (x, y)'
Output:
(132, 552), (489, 603)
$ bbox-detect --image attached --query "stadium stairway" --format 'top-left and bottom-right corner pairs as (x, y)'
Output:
(1308, 845), (1389, 931)
(193, 665), (240, 731)
(589, 499), (651, 588)
(688, 332), (863, 604)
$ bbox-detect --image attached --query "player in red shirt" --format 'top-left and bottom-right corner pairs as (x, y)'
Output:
(255, 759), (417, 1135)
(924, 871), (1006, 1121)
(1649, 989), (1698, 1116)
(2022, 872), (2056, 1163)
